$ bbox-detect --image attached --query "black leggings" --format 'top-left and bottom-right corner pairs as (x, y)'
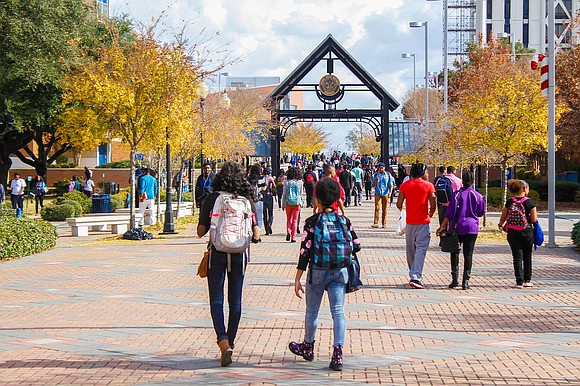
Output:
(507, 229), (533, 284)
(35, 194), (45, 214)
(450, 233), (478, 278)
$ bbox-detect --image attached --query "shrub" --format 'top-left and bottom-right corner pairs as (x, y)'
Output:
(55, 191), (92, 214)
(482, 187), (540, 207)
(0, 216), (57, 259)
(96, 160), (131, 168)
(41, 204), (76, 221)
(59, 200), (83, 217)
(110, 194), (125, 211)
(572, 221), (580, 248)
(528, 180), (579, 202)
(0, 208), (17, 217)
(159, 191), (194, 202)
(53, 179), (71, 196)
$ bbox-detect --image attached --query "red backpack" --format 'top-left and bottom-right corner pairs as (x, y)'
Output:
(505, 197), (529, 231)
(305, 173), (315, 184)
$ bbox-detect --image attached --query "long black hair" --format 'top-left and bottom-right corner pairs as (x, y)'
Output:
(212, 162), (254, 200)
(286, 166), (301, 181)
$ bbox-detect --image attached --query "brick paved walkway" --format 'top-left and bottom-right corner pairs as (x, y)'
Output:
(0, 201), (579, 385)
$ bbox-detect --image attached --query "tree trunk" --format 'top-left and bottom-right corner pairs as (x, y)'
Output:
(483, 163), (489, 227)
(157, 152), (162, 224)
(176, 159), (184, 219)
(502, 159), (509, 208)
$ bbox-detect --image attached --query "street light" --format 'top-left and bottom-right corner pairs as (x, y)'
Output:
(161, 103), (177, 235)
(218, 72), (230, 92)
(402, 53), (416, 91)
(497, 32), (515, 61)
(410, 21), (429, 127)
(194, 84), (210, 169)
(427, 0), (448, 112)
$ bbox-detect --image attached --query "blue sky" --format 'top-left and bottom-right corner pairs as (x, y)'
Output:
(108, 0), (446, 151)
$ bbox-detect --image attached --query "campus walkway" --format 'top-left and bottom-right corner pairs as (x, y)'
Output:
(0, 201), (579, 385)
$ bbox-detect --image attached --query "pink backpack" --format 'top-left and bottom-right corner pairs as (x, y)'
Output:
(505, 197), (529, 231)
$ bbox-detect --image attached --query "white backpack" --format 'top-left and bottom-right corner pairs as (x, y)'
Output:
(209, 192), (253, 254)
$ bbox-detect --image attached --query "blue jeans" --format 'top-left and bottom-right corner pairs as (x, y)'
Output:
(262, 195), (274, 230)
(207, 250), (245, 347)
(304, 267), (347, 347)
(254, 200), (263, 227)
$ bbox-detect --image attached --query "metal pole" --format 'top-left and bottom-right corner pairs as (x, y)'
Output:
(162, 128), (177, 234)
(547, 0), (556, 246)
(443, 0), (448, 112)
(425, 21), (429, 128)
(200, 98), (205, 168)
(413, 54), (416, 91)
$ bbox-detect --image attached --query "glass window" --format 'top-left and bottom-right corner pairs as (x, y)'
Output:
(523, 0), (529, 19)
(505, 0), (511, 20)
(555, 4), (568, 19)
(486, 23), (493, 42)
(523, 23), (529, 47)
(487, 1), (493, 19)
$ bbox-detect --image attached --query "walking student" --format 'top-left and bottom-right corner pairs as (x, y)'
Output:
(138, 168), (158, 226)
(436, 171), (486, 290)
(289, 176), (361, 371)
(282, 166), (303, 242)
(262, 167), (276, 235)
(9, 173), (26, 212)
(197, 162), (261, 367)
(350, 160), (364, 206)
(396, 163), (436, 289)
(33, 175), (47, 216)
(497, 179), (537, 288)
(371, 162), (395, 229)
(275, 170), (286, 209)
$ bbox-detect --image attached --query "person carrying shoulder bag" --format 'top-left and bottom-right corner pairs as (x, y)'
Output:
(436, 171), (486, 290)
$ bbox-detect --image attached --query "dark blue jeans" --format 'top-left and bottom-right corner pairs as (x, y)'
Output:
(207, 250), (245, 347)
(262, 195), (274, 231)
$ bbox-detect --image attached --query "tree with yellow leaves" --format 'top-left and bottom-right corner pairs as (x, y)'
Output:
(282, 122), (329, 156)
(345, 124), (379, 155)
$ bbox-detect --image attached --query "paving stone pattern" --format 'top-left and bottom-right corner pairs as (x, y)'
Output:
(0, 201), (579, 385)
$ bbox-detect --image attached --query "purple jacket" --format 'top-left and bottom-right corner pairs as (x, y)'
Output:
(445, 187), (486, 235)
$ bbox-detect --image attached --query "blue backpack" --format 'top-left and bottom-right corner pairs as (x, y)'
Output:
(286, 181), (301, 206)
(312, 212), (353, 270)
(435, 176), (453, 204)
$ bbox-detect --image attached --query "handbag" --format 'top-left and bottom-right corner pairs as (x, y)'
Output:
(345, 254), (363, 293)
(439, 228), (460, 253)
(533, 221), (544, 250)
(396, 209), (406, 236)
(197, 250), (209, 278)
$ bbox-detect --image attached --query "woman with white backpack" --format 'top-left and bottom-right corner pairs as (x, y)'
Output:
(197, 162), (261, 367)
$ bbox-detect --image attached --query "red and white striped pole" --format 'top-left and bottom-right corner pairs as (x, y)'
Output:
(531, 54), (549, 97)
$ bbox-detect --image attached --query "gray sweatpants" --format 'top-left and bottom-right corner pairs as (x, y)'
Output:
(405, 223), (431, 281)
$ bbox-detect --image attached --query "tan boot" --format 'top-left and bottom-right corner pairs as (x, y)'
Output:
(218, 338), (233, 367)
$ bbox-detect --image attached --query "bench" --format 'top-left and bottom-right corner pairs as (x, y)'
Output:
(65, 213), (143, 237)
(116, 202), (194, 224)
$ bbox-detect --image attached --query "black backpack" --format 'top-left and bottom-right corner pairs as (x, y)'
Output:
(435, 176), (453, 204)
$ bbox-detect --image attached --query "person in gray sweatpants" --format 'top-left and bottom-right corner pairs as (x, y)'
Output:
(396, 163), (436, 289)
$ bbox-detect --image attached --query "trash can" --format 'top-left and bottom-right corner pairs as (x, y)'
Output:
(92, 194), (111, 213)
(104, 182), (116, 194)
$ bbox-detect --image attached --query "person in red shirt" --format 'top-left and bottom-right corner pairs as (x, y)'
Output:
(396, 163), (436, 289)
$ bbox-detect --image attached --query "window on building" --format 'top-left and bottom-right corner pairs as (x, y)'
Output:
(523, 23), (529, 47)
(554, 3), (568, 19)
(486, 23), (493, 42)
(487, 1), (492, 19)
(505, 0), (511, 20)
(523, 0), (529, 19)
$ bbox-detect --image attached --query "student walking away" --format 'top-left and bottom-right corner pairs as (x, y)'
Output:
(9, 173), (27, 212)
(195, 163), (216, 209)
(303, 165), (318, 208)
(363, 166), (373, 200)
(33, 175), (48, 216)
(138, 168), (159, 227)
(396, 163), (436, 289)
(275, 170), (286, 209)
(350, 161), (364, 206)
(282, 167), (303, 242)
(262, 167), (277, 235)
(197, 162), (261, 367)
(84, 166), (93, 180)
(339, 164), (353, 207)
(436, 171), (486, 289)
(434, 166), (451, 226)
(371, 162), (395, 229)
(248, 164), (264, 228)
(289, 176), (361, 371)
(0, 182), (5, 206)
(497, 179), (537, 288)
(82, 177), (95, 197)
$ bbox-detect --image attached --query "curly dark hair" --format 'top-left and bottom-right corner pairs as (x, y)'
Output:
(315, 176), (341, 208)
(212, 162), (254, 200)
(286, 166), (301, 181)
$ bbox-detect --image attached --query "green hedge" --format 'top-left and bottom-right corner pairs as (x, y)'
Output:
(110, 194), (124, 211)
(528, 180), (579, 202)
(41, 204), (76, 221)
(483, 187), (540, 207)
(159, 191), (194, 202)
(572, 221), (580, 248)
(0, 216), (57, 260)
(59, 200), (83, 217)
(0, 208), (17, 217)
(55, 191), (92, 214)
(96, 160), (131, 168)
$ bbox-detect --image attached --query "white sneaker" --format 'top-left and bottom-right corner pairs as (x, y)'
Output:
(523, 282), (534, 287)
(511, 283), (523, 289)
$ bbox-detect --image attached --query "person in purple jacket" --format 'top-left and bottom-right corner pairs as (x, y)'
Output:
(436, 171), (486, 290)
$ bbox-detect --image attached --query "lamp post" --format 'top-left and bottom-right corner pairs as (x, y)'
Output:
(218, 72), (230, 92)
(402, 53), (416, 91)
(161, 104), (177, 234)
(427, 0), (448, 112)
(194, 84), (210, 169)
(497, 32), (515, 61)
(410, 21), (429, 127)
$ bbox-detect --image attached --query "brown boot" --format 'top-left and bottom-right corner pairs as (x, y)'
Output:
(218, 338), (233, 367)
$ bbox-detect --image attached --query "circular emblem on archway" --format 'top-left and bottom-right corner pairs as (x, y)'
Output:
(319, 74), (341, 97)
